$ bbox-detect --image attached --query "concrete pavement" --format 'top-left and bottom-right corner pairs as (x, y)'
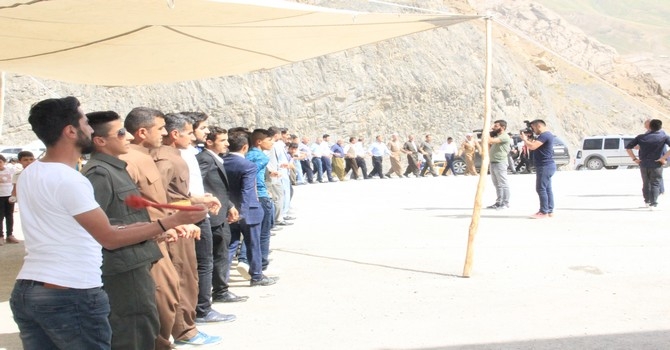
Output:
(1, 169), (669, 349)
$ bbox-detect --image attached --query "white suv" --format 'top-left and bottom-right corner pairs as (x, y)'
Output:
(574, 135), (638, 170)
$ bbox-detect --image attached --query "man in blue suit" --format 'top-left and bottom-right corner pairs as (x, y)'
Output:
(223, 130), (277, 287)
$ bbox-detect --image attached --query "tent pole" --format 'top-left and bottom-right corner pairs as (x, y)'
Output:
(462, 15), (493, 278)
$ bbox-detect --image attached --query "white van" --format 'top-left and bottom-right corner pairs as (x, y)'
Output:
(574, 135), (638, 170)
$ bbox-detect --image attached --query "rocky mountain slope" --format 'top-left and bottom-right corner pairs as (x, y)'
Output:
(2, 0), (669, 158)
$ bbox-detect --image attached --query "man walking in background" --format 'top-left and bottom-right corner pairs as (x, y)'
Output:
(626, 119), (670, 209)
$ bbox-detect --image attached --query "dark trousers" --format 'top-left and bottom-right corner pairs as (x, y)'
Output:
(300, 159), (314, 183)
(194, 218), (213, 318)
(368, 156), (384, 178)
(229, 221), (263, 281)
(441, 153), (456, 175)
(345, 158), (359, 179)
(240, 197), (273, 269)
(0, 196), (14, 238)
(420, 154), (437, 176)
(641, 166), (663, 205)
(356, 157), (368, 179)
(210, 221), (232, 298)
(404, 154), (420, 176)
(104, 264), (159, 350)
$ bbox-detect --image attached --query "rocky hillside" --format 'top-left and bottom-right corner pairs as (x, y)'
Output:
(2, 0), (669, 159)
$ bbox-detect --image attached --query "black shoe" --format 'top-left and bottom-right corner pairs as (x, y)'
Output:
(250, 275), (277, 287)
(213, 291), (249, 303)
(195, 310), (236, 324)
(486, 204), (500, 209)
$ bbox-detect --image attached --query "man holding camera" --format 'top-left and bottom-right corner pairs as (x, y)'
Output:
(520, 119), (555, 218)
(487, 120), (511, 209)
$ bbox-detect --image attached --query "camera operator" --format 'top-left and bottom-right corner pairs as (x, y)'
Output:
(486, 120), (511, 209)
(520, 119), (556, 218)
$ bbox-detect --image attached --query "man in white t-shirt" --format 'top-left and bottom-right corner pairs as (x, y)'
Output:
(9, 97), (207, 350)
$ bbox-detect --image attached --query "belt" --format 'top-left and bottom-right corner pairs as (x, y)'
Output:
(17, 279), (70, 289)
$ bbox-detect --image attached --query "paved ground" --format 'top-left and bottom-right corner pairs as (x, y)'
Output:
(1, 169), (669, 349)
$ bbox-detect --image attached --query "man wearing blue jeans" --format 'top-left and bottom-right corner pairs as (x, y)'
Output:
(520, 119), (556, 219)
(246, 129), (276, 270)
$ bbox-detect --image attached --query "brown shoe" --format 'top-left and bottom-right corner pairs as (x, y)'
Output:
(6, 236), (20, 244)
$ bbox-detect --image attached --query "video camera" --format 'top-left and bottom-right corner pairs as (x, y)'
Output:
(520, 120), (534, 139)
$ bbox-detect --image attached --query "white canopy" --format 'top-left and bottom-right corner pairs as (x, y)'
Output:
(0, 0), (479, 86)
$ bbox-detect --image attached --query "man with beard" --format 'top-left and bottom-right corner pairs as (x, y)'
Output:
(486, 120), (512, 209)
(121, 108), (221, 348)
(10, 97), (207, 350)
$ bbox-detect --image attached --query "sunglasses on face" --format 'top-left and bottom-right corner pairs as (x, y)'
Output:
(112, 128), (127, 138)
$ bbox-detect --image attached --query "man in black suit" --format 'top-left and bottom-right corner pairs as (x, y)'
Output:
(196, 126), (248, 302)
(223, 130), (277, 287)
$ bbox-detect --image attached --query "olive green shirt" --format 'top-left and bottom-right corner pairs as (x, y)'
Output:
(83, 152), (162, 276)
(490, 132), (511, 164)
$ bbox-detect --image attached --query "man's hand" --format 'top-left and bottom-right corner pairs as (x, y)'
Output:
(227, 207), (240, 223)
(172, 204), (208, 226)
(155, 228), (179, 243)
(174, 224), (201, 240)
(192, 194), (221, 215)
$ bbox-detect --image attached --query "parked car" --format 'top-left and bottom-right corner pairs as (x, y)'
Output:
(0, 141), (46, 161)
(574, 135), (638, 170)
(0, 146), (22, 160)
(438, 133), (570, 175)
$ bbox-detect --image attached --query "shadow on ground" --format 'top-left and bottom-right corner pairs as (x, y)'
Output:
(380, 330), (670, 350)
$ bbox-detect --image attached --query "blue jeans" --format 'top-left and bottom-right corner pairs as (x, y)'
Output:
(11, 279), (112, 350)
(312, 157), (323, 182)
(535, 163), (556, 214)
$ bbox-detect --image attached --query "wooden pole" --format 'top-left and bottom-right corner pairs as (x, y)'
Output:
(462, 15), (493, 278)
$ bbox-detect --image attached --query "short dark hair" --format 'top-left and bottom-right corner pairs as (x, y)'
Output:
(494, 119), (507, 129)
(251, 128), (271, 146)
(288, 142), (299, 149)
(447, 137), (453, 141)
(87, 111), (121, 137)
(17, 151), (34, 160)
(323, 134), (330, 139)
(227, 130), (250, 152)
(125, 107), (164, 134)
(650, 119), (663, 131)
(181, 112), (208, 129)
(268, 126), (282, 135)
(530, 119), (546, 127)
(0, 155), (6, 162)
(205, 126), (227, 142)
(349, 137), (356, 142)
(28, 96), (82, 147)
(164, 113), (192, 134)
